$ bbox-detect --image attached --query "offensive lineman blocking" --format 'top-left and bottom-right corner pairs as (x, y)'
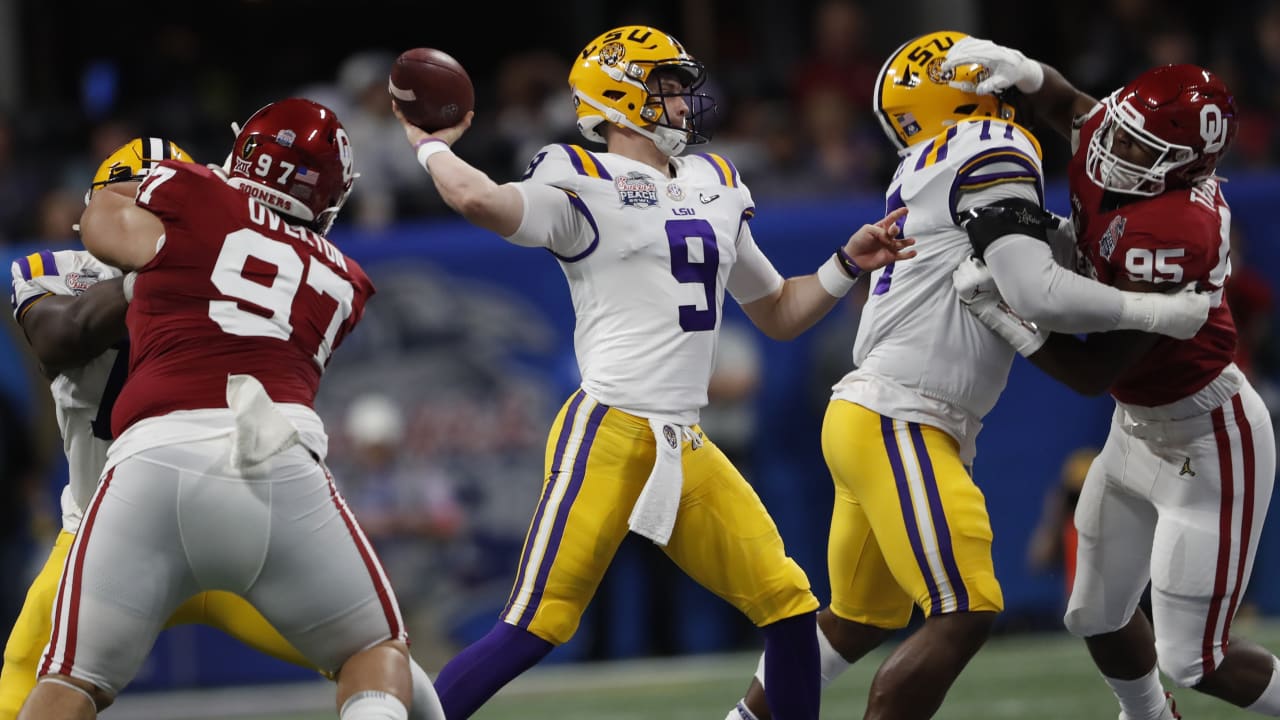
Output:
(728, 30), (1212, 720)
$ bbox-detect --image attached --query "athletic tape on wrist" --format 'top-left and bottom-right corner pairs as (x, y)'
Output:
(817, 253), (856, 297)
(415, 138), (451, 173)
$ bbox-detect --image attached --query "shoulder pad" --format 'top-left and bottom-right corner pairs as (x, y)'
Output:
(521, 144), (613, 184)
(686, 152), (742, 187)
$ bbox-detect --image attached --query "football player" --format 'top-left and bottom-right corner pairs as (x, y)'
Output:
(4, 138), (446, 720)
(725, 30), (1215, 720)
(394, 24), (915, 720)
(946, 37), (1280, 720)
(17, 102), (413, 720)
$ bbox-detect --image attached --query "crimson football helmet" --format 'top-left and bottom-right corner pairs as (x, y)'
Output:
(1086, 64), (1236, 196)
(226, 98), (354, 233)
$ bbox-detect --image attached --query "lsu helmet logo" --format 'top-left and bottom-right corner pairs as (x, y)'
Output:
(599, 42), (626, 66)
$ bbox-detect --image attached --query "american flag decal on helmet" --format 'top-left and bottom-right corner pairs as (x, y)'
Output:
(296, 167), (319, 186)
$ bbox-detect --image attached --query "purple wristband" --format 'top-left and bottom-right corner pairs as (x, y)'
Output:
(835, 247), (862, 278)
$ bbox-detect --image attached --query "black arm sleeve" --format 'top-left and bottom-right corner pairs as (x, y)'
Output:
(959, 197), (1058, 260)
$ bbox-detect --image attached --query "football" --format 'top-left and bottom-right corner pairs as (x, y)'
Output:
(388, 48), (474, 132)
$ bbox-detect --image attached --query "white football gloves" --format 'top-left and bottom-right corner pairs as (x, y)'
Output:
(1116, 284), (1210, 340)
(122, 271), (137, 303)
(941, 36), (1045, 95)
(953, 256), (1047, 357)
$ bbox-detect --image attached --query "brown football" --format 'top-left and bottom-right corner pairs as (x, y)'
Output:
(388, 48), (474, 132)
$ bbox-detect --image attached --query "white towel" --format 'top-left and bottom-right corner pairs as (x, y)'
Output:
(225, 374), (302, 471)
(628, 419), (697, 546)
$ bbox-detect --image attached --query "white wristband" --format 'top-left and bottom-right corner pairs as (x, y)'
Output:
(122, 271), (137, 303)
(415, 139), (452, 173)
(817, 253), (856, 298)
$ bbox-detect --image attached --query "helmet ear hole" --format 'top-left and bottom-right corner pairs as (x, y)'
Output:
(603, 90), (626, 101)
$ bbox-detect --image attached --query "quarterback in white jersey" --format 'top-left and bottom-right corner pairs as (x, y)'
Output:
(515, 143), (781, 423)
(396, 24), (914, 720)
(729, 31), (1211, 720)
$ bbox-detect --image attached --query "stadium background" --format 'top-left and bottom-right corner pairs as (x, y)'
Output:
(3, 0), (1280, 716)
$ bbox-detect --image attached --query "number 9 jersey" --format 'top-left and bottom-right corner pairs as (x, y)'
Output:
(508, 144), (784, 424)
(109, 161), (375, 441)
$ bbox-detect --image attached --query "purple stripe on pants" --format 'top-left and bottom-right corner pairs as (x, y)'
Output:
(881, 415), (942, 612)
(517, 400), (609, 630)
(907, 422), (969, 612)
(502, 390), (584, 622)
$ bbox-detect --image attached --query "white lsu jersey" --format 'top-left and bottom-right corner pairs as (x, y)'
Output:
(10, 249), (123, 532)
(508, 144), (784, 424)
(834, 119), (1045, 461)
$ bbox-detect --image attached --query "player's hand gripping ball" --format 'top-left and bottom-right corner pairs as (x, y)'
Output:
(388, 48), (475, 132)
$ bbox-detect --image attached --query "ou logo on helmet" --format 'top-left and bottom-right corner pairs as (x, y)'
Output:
(336, 128), (355, 183)
(1201, 104), (1228, 153)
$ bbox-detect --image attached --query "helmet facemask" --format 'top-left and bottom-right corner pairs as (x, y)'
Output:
(571, 26), (716, 157)
(1085, 94), (1198, 196)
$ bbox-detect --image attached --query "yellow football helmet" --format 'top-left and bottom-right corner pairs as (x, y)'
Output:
(568, 25), (713, 156)
(87, 136), (192, 202)
(874, 31), (1015, 152)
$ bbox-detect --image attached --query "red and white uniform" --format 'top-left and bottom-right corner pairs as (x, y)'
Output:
(40, 162), (403, 694)
(1063, 109), (1275, 686)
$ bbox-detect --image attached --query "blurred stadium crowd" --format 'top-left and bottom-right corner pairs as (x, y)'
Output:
(0, 0), (1278, 242)
(5, 0), (1280, 672)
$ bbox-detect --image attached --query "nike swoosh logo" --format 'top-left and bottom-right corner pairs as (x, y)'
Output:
(699, 193), (720, 204)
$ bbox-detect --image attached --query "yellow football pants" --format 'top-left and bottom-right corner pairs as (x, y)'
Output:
(823, 400), (1002, 629)
(501, 390), (818, 645)
(0, 530), (312, 718)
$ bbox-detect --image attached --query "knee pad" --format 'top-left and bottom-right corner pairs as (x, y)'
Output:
(1063, 605), (1120, 639)
(1063, 594), (1132, 639)
(1155, 639), (1206, 688)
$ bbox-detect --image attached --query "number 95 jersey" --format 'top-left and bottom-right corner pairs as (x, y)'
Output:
(508, 144), (784, 424)
(111, 161), (375, 438)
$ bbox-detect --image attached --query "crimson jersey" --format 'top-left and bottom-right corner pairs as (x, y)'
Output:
(1068, 111), (1236, 406)
(111, 161), (374, 436)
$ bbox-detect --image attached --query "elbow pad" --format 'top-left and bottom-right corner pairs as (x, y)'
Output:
(959, 198), (1058, 260)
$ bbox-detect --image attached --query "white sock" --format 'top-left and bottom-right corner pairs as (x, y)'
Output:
(726, 699), (760, 720)
(340, 690), (408, 720)
(1246, 656), (1280, 715)
(817, 622), (851, 689)
(1105, 667), (1168, 720)
(407, 658), (445, 720)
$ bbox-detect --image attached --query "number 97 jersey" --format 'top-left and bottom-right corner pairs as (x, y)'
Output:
(510, 144), (784, 423)
(110, 161), (375, 438)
